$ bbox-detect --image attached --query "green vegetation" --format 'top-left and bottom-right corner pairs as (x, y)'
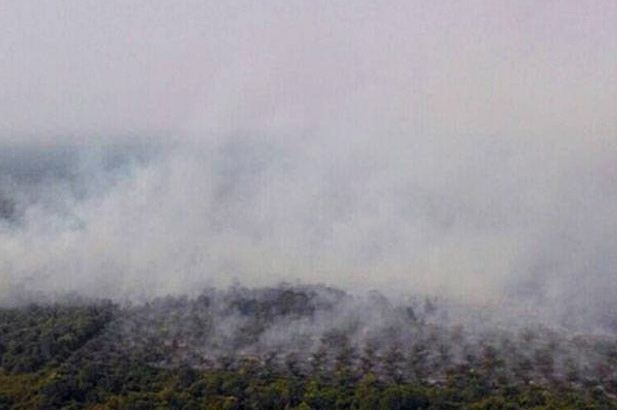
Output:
(2, 355), (615, 409)
(0, 288), (616, 409)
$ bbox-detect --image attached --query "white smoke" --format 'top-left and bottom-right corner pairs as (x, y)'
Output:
(0, 1), (616, 329)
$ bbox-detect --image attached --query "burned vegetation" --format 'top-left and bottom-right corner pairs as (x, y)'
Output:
(1, 285), (616, 409)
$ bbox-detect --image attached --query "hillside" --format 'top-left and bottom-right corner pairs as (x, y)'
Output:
(1, 285), (616, 409)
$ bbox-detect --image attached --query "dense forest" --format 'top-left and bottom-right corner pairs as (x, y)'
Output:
(1, 285), (616, 409)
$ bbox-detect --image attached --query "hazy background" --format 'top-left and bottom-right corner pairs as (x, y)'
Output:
(1, 1), (616, 326)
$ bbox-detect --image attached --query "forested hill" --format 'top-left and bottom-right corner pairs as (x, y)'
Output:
(1, 285), (616, 409)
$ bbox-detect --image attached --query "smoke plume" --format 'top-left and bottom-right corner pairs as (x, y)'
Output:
(0, 1), (616, 331)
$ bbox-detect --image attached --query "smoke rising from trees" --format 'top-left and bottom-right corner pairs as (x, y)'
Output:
(1, 1), (616, 332)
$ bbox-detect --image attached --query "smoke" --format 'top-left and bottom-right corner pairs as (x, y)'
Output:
(2, 134), (616, 330)
(110, 285), (615, 381)
(0, 1), (616, 329)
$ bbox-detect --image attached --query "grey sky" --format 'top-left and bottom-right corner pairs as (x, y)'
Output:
(0, 2), (616, 328)
(1, 1), (615, 141)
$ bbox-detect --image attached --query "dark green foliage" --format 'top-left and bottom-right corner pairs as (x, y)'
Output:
(2, 354), (617, 409)
(0, 302), (114, 373)
(1, 291), (616, 409)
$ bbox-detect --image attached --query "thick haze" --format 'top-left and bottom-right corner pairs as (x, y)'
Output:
(1, 1), (616, 325)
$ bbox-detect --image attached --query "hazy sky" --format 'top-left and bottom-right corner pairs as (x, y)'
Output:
(1, 1), (615, 141)
(0, 1), (616, 325)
